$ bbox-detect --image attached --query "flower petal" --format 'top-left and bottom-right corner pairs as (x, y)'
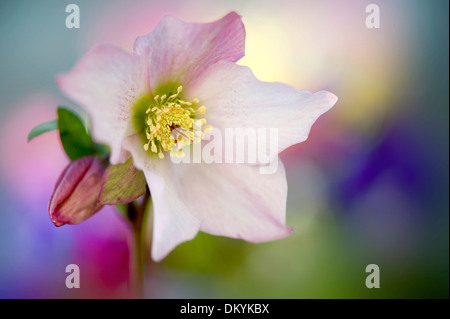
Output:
(123, 135), (201, 262)
(123, 134), (291, 261)
(187, 61), (338, 162)
(180, 161), (292, 242)
(49, 156), (106, 226)
(133, 12), (245, 90)
(56, 45), (148, 164)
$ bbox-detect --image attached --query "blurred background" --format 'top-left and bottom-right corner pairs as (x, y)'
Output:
(0, 0), (448, 298)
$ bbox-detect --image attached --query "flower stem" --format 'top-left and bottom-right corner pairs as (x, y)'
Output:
(128, 186), (151, 298)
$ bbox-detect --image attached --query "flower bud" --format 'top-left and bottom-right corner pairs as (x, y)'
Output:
(49, 156), (106, 226)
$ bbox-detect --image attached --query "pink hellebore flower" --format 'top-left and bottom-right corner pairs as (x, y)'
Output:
(57, 12), (337, 261)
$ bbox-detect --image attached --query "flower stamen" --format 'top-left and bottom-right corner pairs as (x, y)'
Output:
(142, 86), (211, 158)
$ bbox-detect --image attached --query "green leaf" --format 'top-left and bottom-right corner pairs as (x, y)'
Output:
(57, 106), (96, 161)
(99, 158), (147, 205)
(27, 120), (58, 142)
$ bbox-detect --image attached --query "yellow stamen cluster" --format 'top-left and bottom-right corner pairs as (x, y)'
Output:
(143, 86), (210, 158)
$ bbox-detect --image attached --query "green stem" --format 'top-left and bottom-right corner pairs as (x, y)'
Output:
(128, 187), (151, 298)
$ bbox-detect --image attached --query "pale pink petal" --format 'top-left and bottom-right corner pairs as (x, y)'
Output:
(133, 12), (245, 90)
(187, 61), (338, 162)
(49, 156), (106, 227)
(123, 135), (291, 261)
(123, 135), (201, 262)
(56, 45), (148, 164)
(178, 161), (292, 242)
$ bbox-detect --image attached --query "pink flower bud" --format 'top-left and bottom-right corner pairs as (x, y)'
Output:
(49, 156), (106, 226)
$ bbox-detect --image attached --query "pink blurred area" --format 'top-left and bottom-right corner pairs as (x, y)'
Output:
(0, 93), (67, 202)
(0, 93), (132, 298)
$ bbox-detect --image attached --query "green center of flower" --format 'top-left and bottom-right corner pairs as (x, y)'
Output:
(143, 86), (212, 159)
